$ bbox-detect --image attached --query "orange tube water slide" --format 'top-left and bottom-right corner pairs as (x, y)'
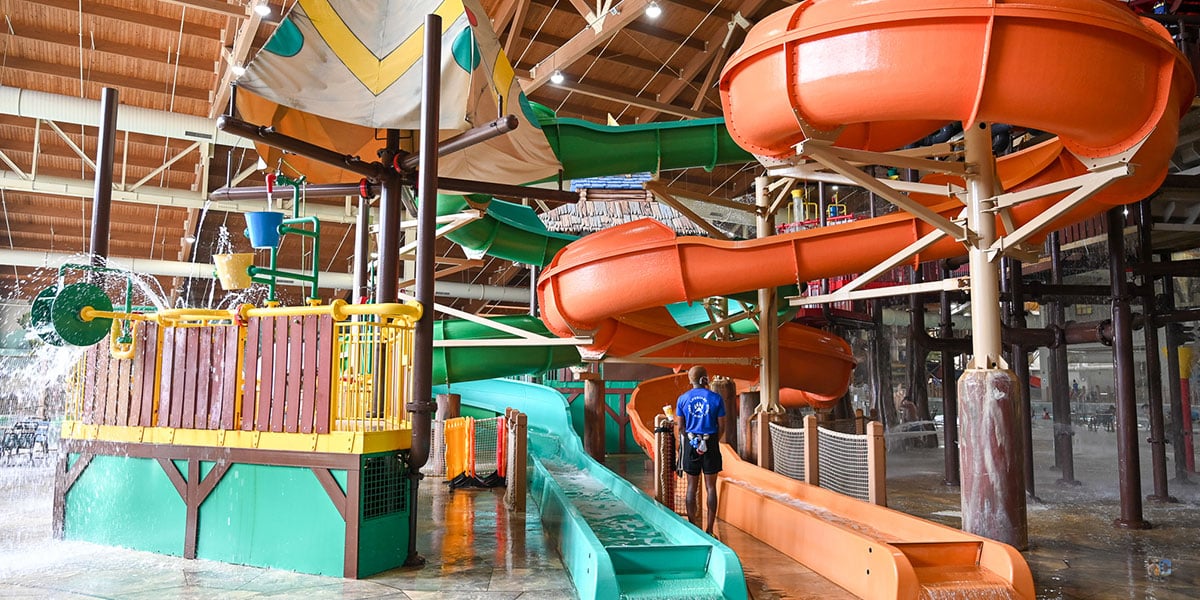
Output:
(538, 0), (1193, 409)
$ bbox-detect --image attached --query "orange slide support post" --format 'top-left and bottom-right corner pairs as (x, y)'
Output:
(628, 374), (1035, 599)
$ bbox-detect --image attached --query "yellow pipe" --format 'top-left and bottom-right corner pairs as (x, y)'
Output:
(80, 298), (423, 328)
(109, 319), (137, 360)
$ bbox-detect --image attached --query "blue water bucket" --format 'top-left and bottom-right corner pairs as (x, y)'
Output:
(245, 211), (284, 249)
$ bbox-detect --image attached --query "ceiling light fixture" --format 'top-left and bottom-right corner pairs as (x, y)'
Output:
(550, 70), (565, 84)
(645, 1), (662, 19)
(232, 64), (247, 76)
(254, 2), (271, 17)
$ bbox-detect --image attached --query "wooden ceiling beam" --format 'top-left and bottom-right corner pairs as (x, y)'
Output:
(520, 28), (670, 73)
(210, 5), (263, 117)
(3, 56), (212, 102)
(623, 21), (707, 51)
(161, 0), (249, 19)
(636, 0), (771, 122)
(548, 80), (712, 119)
(522, 0), (657, 92)
(667, 0), (736, 22)
(36, 0), (227, 41)
(504, 0), (532, 58)
(0, 27), (216, 73)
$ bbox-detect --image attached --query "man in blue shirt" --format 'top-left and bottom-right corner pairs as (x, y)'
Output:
(675, 365), (726, 535)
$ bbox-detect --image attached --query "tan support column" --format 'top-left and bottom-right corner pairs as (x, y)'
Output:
(803, 414), (819, 486)
(653, 414), (675, 506)
(581, 372), (606, 462)
(958, 122), (1027, 549)
(755, 176), (780, 413)
(867, 420), (887, 506)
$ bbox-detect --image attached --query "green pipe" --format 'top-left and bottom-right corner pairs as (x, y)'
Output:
(432, 315), (580, 384)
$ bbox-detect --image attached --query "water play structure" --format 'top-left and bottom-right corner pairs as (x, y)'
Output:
(41, 0), (1194, 598)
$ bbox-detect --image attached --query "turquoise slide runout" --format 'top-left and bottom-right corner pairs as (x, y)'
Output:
(433, 379), (746, 600)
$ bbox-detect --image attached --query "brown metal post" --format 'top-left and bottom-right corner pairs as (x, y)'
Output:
(939, 262), (961, 486)
(1005, 258), (1035, 499)
(1047, 232), (1078, 485)
(1161, 257), (1190, 482)
(1107, 207), (1149, 529)
(582, 372), (606, 462)
(738, 391), (758, 462)
(1139, 200), (1174, 502)
(404, 14), (443, 567)
(376, 130), (402, 304)
(89, 87), (119, 269)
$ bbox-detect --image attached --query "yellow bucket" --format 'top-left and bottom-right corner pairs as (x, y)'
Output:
(214, 253), (254, 290)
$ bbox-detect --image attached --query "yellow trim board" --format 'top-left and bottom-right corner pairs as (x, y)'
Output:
(61, 422), (412, 454)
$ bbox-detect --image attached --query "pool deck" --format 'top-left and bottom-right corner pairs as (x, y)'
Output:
(3, 422), (1200, 598)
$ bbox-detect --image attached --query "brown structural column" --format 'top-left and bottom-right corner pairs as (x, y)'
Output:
(958, 122), (1026, 549)
(1005, 258), (1036, 499)
(376, 130), (402, 304)
(1107, 207), (1150, 529)
(939, 262), (961, 486)
(1047, 232), (1079, 485)
(581, 371), (606, 462)
(89, 87), (119, 268)
(712, 377), (738, 452)
(1139, 200), (1174, 502)
(1160, 257), (1190, 482)
(404, 13), (443, 568)
(738, 391), (759, 462)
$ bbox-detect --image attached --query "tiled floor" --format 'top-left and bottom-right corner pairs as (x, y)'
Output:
(4, 421), (1200, 599)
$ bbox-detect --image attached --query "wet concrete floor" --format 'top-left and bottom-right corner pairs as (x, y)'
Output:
(2, 421), (1199, 599)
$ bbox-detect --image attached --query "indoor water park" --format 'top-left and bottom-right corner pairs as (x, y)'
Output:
(3, 0), (1200, 599)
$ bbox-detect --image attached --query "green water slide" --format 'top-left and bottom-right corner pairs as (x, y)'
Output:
(434, 378), (746, 600)
(433, 315), (580, 384)
(438, 110), (753, 266)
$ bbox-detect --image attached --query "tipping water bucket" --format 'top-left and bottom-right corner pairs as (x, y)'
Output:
(214, 253), (255, 289)
(245, 211), (284, 249)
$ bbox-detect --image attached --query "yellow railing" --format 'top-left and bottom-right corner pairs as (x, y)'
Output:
(331, 318), (415, 433)
(66, 300), (422, 438)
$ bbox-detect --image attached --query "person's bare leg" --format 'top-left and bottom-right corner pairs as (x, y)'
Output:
(703, 472), (719, 534)
(685, 473), (700, 526)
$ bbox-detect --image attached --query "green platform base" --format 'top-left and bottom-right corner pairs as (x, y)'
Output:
(55, 440), (410, 578)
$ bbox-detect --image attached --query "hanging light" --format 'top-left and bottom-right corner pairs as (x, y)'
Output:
(254, 1), (271, 17)
(645, 1), (662, 19)
(550, 70), (565, 85)
(232, 64), (247, 77)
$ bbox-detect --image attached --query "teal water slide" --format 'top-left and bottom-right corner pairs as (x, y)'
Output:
(433, 379), (745, 600)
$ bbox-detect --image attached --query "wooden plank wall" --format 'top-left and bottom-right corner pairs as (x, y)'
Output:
(155, 325), (242, 430)
(240, 315), (336, 434)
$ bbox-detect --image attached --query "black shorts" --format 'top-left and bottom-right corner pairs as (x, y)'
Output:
(679, 434), (722, 476)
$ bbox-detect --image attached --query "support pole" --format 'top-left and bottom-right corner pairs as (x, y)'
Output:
(582, 372), (606, 462)
(405, 14), (443, 567)
(958, 121), (1027, 549)
(376, 131), (402, 304)
(755, 176), (780, 413)
(1160, 254), (1190, 481)
(712, 377), (738, 453)
(738, 392), (758, 462)
(1047, 232), (1079, 485)
(940, 263), (960, 487)
(89, 87), (119, 269)
(353, 194), (371, 303)
(1139, 200), (1174, 502)
(1005, 257), (1036, 500)
(1107, 207), (1150, 529)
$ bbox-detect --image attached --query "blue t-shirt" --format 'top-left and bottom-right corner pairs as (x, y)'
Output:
(676, 387), (725, 435)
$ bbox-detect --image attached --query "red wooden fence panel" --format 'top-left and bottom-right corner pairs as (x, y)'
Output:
(139, 323), (159, 426)
(114, 357), (131, 426)
(255, 317), (276, 431)
(269, 316), (290, 433)
(169, 327), (188, 428)
(284, 317), (304, 433)
(220, 325), (241, 429)
(181, 328), (199, 429)
(194, 327), (213, 429)
(242, 317), (262, 431)
(157, 328), (175, 428)
(103, 351), (120, 425)
(299, 316), (319, 434)
(91, 345), (108, 425)
(314, 315), (334, 434)
(81, 345), (98, 424)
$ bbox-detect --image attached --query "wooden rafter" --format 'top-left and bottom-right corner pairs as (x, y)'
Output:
(520, 0), (656, 92)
